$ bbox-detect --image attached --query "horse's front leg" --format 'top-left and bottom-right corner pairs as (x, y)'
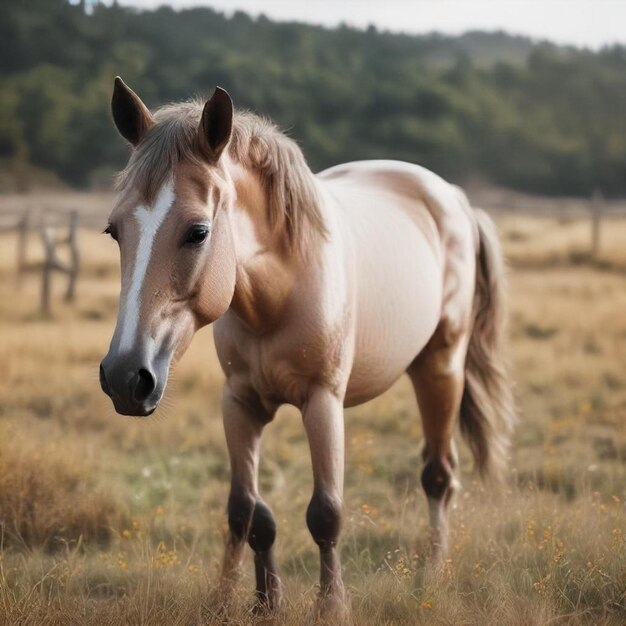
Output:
(220, 386), (283, 612)
(303, 387), (350, 623)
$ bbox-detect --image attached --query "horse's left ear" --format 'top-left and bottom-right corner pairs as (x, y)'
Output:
(198, 86), (233, 162)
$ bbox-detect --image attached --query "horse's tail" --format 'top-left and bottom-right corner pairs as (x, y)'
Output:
(460, 207), (515, 481)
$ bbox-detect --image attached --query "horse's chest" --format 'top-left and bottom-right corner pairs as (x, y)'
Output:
(215, 316), (349, 410)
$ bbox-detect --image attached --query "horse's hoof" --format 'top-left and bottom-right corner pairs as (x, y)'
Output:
(427, 548), (445, 568)
(306, 589), (352, 626)
(252, 576), (284, 615)
(206, 586), (236, 621)
(251, 604), (284, 626)
(251, 592), (283, 617)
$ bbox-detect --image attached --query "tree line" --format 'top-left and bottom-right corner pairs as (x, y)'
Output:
(1, 0), (625, 196)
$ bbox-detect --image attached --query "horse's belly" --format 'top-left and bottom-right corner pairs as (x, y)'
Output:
(343, 206), (443, 407)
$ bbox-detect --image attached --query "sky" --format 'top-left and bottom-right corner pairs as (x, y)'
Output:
(113, 0), (626, 49)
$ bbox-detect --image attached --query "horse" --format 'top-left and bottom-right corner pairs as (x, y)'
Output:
(100, 77), (514, 621)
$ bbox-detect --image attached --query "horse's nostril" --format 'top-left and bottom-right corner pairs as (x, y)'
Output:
(132, 368), (156, 403)
(99, 363), (111, 395)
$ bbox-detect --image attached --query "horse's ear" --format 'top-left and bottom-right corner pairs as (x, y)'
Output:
(198, 86), (233, 162)
(111, 76), (154, 146)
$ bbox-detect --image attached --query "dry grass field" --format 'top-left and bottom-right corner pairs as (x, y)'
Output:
(0, 195), (624, 625)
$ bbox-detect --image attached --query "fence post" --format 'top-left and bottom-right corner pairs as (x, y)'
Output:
(16, 211), (30, 289)
(40, 226), (55, 317)
(590, 189), (603, 260)
(64, 210), (79, 301)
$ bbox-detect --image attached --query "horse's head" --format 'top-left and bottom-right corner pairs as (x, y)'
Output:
(100, 78), (237, 416)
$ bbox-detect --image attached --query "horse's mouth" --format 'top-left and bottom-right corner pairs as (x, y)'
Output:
(110, 401), (158, 418)
(100, 359), (166, 417)
(123, 405), (156, 418)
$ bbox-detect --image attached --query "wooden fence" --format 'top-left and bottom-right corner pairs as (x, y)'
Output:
(0, 210), (80, 316)
(475, 189), (626, 262)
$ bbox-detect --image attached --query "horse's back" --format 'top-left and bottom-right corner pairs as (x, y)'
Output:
(317, 160), (477, 407)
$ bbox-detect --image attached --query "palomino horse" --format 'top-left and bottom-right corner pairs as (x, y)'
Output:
(100, 78), (514, 621)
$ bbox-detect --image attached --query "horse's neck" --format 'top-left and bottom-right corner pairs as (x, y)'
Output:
(227, 164), (302, 333)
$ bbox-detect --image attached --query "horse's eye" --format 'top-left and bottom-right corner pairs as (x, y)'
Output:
(103, 224), (118, 241)
(184, 225), (210, 246)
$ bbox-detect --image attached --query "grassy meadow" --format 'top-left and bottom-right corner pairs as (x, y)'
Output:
(0, 195), (624, 625)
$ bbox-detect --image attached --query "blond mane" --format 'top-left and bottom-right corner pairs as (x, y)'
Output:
(116, 100), (326, 245)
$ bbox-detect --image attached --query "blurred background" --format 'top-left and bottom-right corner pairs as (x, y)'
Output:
(0, 2), (624, 625)
(1, 0), (625, 195)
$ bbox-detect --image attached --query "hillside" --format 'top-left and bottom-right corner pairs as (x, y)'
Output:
(1, 1), (625, 196)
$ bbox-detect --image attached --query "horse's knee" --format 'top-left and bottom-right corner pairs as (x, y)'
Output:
(227, 490), (255, 541)
(248, 500), (277, 553)
(306, 490), (342, 551)
(228, 491), (277, 554)
(421, 457), (453, 502)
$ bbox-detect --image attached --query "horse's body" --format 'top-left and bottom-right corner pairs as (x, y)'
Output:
(216, 159), (473, 412)
(101, 80), (514, 622)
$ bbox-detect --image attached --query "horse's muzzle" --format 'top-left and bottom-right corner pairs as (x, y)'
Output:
(99, 355), (162, 416)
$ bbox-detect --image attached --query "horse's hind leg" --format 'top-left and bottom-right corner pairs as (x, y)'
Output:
(408, 323), (468, 561)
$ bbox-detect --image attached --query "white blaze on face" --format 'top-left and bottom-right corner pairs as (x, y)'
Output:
(117, 181), (175, 354)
